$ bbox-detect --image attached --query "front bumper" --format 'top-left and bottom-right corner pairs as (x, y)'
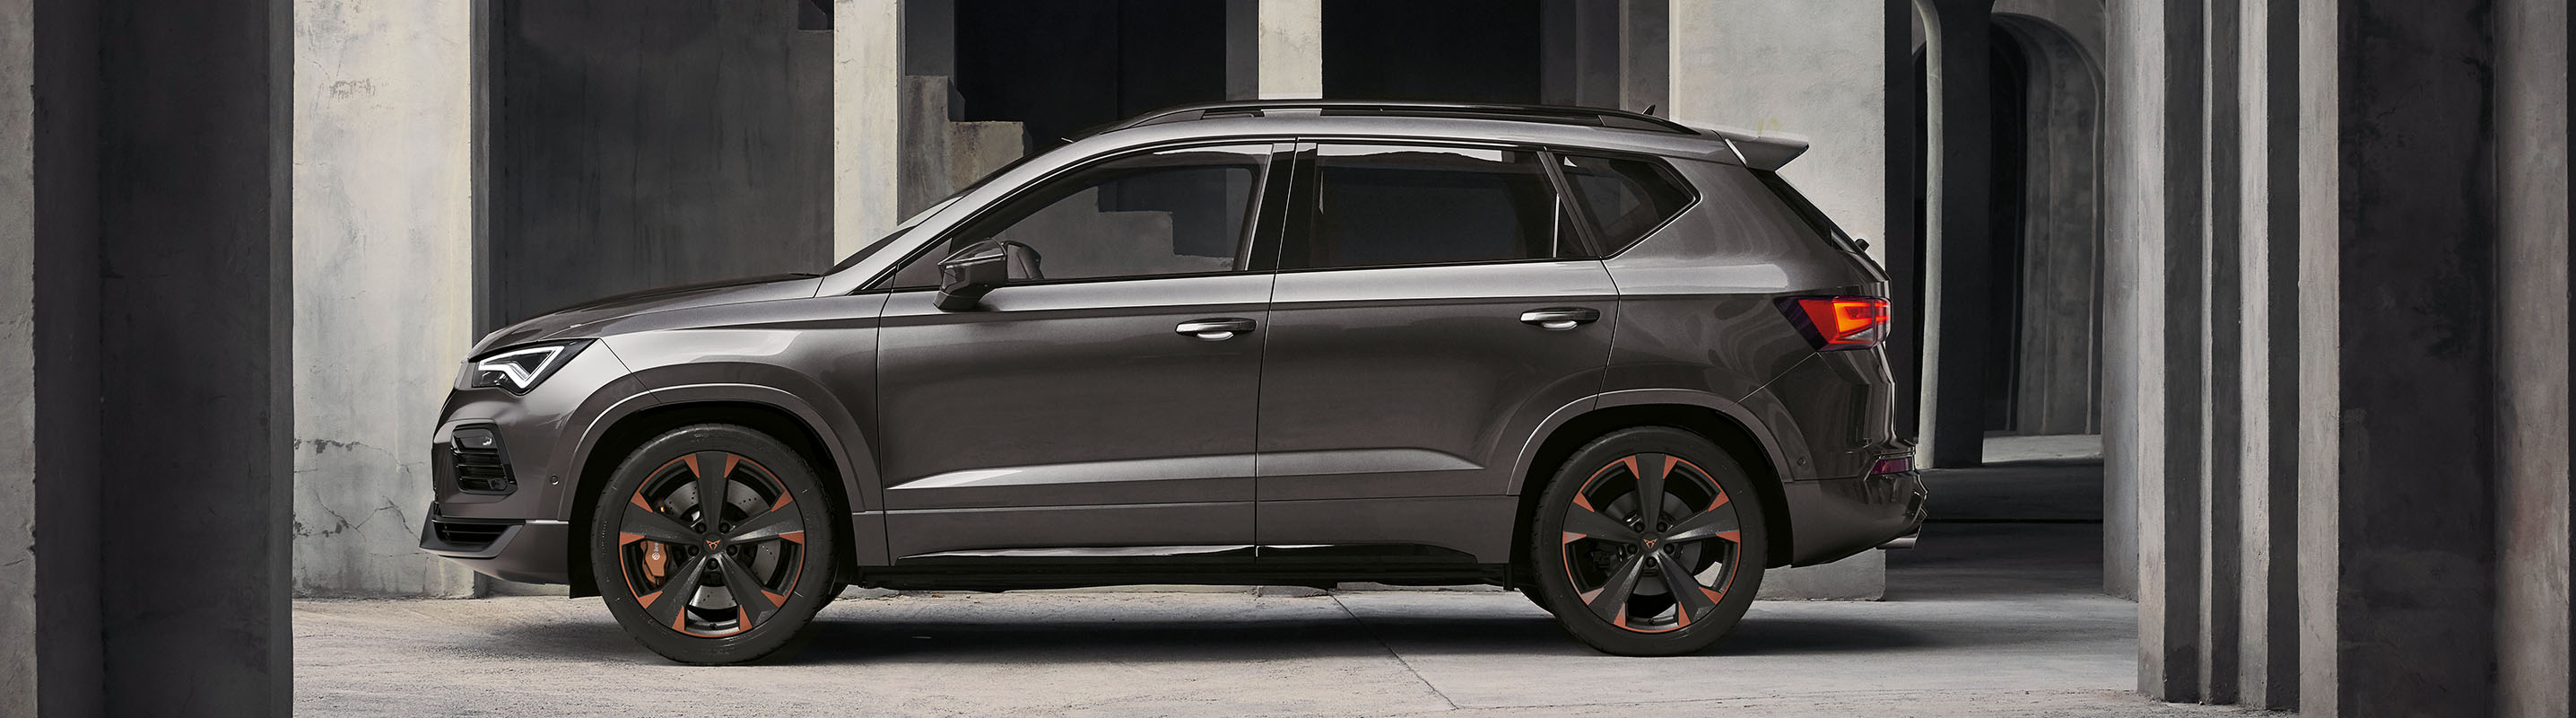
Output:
(421, 504), (574, 584)
(1780, 467), (1928, 566)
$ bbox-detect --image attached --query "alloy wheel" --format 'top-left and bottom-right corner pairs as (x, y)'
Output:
(614, 451), (808, 638)
(1558, 452), (1745, 634)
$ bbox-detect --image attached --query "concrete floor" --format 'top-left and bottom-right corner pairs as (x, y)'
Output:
(294, 436), (2263, 716)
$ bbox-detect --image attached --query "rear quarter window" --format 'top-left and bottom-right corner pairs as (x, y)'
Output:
(1554, 153), (1695, 256)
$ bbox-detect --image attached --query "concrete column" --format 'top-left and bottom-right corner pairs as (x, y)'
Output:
(2107, 0), (2210, 701)
(836, 0), (902, 256)
(290, 0), (479, 598)
(1, 4), (36, 715)
(2229, 0), (2302, 708)
(2295, 1), (2502, 714)
(1539, 0), (1621, 108)
(2494, 1), (2572, 715)
(1226, 0), (1321, 101)
(1619, 0), (1667, 114)
(1913, 0), (1993, 470)
(1670, 0), (1907, 600)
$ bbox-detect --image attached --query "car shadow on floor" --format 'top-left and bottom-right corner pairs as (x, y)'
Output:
(477, 599), (1942, 666)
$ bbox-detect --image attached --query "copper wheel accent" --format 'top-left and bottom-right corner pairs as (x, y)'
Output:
(615, 451), (806, 638)
(1559, 452), (1744, 634)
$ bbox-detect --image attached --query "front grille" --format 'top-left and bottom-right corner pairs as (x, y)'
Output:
(431, 520), (511, 547)
(448, 426), (516, 494)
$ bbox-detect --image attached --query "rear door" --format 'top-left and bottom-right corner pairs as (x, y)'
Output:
(1253, 142), (1617, 560)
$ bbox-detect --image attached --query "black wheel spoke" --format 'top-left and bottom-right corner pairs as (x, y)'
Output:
(1653, 548), (1719, 621)
(1630, 452), (1671, 518)
(643, 553), (712, 631)
(724, 506), (802, 544)
(714, 553), (782, 628)
(1586, 555), (1648, 624)
(620, 506), (697, 545)
(1663, 504), (1741, 544)
(691, 451), (735, 524)
(1562, 503), (1639, 543)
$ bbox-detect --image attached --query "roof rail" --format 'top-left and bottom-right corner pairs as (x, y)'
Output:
(1108, 100), (1701, 136)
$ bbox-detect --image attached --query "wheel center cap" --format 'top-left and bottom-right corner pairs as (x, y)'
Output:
(703, 537), (722, 550)
(1641, 534), (1662, 548)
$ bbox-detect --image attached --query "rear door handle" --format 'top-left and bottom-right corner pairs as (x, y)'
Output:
(1176, 318), (1258, 341)
(1519, 307), (1601, 330)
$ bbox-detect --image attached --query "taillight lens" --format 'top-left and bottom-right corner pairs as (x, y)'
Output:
(1780, 296), (1891, 350)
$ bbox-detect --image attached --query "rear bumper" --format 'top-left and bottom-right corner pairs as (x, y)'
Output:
(1780, 468), (1927, 566)
(420, 504), (573, 584)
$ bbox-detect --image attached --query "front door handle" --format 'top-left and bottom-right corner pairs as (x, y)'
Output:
(1519, 307), (1601, 330)
(1176, 318), (1258, 341)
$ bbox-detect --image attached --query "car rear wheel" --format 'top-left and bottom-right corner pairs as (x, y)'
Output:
(590, 424), (838, 664)
(1528, 426), (1766, 656)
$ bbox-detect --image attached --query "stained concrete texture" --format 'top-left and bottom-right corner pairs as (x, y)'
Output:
(295, 448), (2241, 717)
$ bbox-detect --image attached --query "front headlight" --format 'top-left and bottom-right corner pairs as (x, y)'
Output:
(466, 339), (592, 395)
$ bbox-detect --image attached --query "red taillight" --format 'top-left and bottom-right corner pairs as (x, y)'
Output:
(1780, 296), (1891, 350)
(1870, 456), (1914, 475)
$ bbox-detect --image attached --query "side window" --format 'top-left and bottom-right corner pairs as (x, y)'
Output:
(1555, 153), (1694, 255)
(882, 144), (1269, 288)
(1284, 144), (1568, 270)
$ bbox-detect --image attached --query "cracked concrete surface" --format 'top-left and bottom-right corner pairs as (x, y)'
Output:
(295, 437), (2258, 716)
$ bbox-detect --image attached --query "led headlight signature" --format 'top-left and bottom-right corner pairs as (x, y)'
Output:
(466, 340), (592, 394)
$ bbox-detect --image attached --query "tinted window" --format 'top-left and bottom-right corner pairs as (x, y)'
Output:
(883, 144), (1267, 287)
(1557, 153), (1693, 254)
(1285, 144), (1566, 269)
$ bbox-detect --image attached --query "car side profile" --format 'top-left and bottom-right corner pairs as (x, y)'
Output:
(420, 100), (1927, 664)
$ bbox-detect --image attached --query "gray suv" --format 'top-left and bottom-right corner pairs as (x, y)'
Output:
(421, 101), (1927, 664)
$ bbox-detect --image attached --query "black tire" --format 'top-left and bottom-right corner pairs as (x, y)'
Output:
(590, 424), (839, 664)
(1527, 426), (1767, 656)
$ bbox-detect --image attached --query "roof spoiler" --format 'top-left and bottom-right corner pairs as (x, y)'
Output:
(1677, 121), (1811, 171)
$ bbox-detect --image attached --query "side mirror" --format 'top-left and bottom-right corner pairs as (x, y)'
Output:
(935, 240), (1039, 311)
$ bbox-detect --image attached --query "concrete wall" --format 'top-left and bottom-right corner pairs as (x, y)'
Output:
(291, 0), (480, 598)
(488, 0), (831, 329)
(1669, 0), (1912, 599)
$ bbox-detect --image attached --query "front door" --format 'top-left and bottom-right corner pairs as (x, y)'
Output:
(873, 143), (1287, 559)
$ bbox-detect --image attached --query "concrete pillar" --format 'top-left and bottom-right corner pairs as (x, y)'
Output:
(2494, 1), (2573, 715)
(4, 0), (292, 712)
(1226, 0), (1321, 101)
(1670, 0), (1910, 600)
(836, 0), (902, 256)
(2228, 0), (2302, 708)
(2294, 1), (2502, 714)
(1913, 0), (1993, 470)
(2, 4), (38, 714)
(1620, 0), (1667, 114)
(2107, 0), (2209, 701)
(1540, 0), (1621, 108)
(290, 0), (480, 598)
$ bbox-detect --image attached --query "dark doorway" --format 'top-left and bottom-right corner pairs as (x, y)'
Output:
(953, 0), (1228, 150)
(1323, 0), (1544, 103)
(1982, 33), (2032, 432)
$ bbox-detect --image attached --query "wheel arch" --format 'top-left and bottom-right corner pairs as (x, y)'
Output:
(562, 398), (857, 598)
(1507, 399), (1797, 582)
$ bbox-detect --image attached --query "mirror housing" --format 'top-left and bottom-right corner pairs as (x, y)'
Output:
(935, 240), (1038, 311)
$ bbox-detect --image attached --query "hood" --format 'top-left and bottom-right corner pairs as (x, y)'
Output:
(469, 273), (824, 355)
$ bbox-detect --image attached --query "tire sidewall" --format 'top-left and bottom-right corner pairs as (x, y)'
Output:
(1529, 426), (1769, 656)
(589, 424), (839, 664)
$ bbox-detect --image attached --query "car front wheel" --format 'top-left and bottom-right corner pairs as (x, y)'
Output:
(589, 424), (838, 664)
